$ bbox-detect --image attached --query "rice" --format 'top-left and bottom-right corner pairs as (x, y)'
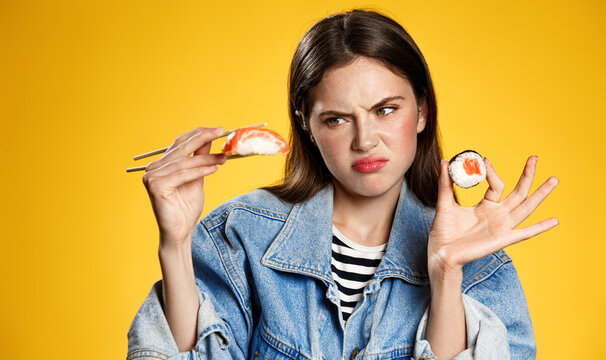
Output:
(232, 136), (281, 155)
(448, 150), (487, 188)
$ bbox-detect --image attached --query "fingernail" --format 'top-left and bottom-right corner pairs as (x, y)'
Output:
(216, 126), (223, 133)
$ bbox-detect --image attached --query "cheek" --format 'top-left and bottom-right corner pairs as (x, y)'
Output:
(387, 119), (418, 150)
(315, 138), (341, 166)
(314, 136), (349, 176)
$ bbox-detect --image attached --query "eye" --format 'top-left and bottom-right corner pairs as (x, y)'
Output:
(376, 107), (396, 116)
(324, 117), (346, 127)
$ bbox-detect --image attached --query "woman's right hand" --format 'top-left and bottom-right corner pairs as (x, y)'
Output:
(142, 127), (227, 248)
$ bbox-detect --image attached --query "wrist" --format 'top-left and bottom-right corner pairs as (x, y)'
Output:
(429, 270), (462, 292)
(428, 259), (462, 281)
(428, 268), (463, 302)
(428, 263), (463, 298)
(428, 246), (464, 278)
(159, 238), (191, 253)
(158, 241), (194, 271)
(159, 229), (194, 251)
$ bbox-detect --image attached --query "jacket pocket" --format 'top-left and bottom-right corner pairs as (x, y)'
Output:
(249, 322), (310, 360)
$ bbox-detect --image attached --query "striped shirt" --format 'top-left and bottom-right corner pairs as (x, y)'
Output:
(330, 225), (387, 323)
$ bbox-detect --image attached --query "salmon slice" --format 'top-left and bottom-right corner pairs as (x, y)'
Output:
(463, 158), (481, 176)
(222, 128), (289, 156)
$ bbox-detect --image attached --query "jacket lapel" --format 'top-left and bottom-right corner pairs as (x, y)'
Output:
(260, 180), (435, 286)
(260, 184), (335, 285)
(376, 181), (434, 285)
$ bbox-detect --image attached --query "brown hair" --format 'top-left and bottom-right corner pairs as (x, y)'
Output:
(263, 9), (451, 207)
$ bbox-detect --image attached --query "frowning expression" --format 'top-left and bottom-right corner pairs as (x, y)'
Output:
(307, 56), (427, 199)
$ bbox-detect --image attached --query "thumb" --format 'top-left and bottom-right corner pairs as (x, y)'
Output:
(437, 159), (455, 210)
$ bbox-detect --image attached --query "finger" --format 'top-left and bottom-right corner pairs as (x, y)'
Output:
(506, 217), (559, 246)
(165, 127), (210, 153)
(145, 153), (227, 176)
(503, 156), (538, 209)
(510, 176), (559, 226)
(193, 140), (212, 157)
(148, 165), (219, 192)
(169, 127), (219, 158)
(437, 159), (456, 210)
(161, 127), (224, 163)
(482, 157), (505, 203)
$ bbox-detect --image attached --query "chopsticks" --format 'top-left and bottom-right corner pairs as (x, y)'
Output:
(125, 122), (267, 173)
(133, 122), (267, 161)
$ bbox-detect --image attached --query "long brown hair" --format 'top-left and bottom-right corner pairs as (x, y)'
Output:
(263, 9), (449, 207)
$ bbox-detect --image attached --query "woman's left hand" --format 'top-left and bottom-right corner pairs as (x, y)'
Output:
(427, 155), (559, 279)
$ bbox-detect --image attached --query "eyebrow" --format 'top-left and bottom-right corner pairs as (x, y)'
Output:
(318, 96), (406, 117)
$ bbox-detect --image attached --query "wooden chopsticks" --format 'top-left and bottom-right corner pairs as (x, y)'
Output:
(125, 123), (267, 173)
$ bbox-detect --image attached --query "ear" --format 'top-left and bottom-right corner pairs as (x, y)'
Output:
(416, 100), (428, 134)
(295, 109), (309, 132)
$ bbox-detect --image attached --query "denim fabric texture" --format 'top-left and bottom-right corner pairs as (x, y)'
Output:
(127, 180), (536, 359)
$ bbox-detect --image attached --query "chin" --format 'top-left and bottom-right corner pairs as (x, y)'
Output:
(336, 177), (403, 199)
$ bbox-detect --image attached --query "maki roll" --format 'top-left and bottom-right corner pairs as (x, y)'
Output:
(448, 150), (487, 188)
(222, 127), (289, 156)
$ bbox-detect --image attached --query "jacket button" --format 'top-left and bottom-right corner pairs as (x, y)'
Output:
(350, 347), (360, 360)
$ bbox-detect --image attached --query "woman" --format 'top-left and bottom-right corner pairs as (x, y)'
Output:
(127, 9), (558, 360)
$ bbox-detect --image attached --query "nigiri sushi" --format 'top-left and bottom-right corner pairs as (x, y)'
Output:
(448, 150), (487, 188)
(222, 127), (289, 157)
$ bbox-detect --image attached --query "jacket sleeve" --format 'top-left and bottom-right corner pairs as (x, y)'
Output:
(412, 260), (536, 360)
(126, 211), (253, 360)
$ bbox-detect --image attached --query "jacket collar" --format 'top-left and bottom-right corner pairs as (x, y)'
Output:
(260, 180), (434, 286)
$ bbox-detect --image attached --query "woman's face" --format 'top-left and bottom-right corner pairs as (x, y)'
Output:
(307, 56), (428, 199)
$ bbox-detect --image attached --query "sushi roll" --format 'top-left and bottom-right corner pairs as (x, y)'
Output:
(448, 150), (487, 188)
(222, 127), (289, 156)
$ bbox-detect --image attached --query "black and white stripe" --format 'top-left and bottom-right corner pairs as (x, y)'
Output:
(330, 226), (386, 322)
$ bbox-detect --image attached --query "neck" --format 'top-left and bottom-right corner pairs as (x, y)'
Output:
(332, 178), (403, 247)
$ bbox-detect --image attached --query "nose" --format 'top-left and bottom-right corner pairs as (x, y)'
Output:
(352, 116), (379, 152)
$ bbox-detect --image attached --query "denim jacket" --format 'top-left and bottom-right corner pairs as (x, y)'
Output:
(127, 180), (536, 360)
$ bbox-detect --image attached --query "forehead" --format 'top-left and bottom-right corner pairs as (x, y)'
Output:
(308, 57), (414, 113)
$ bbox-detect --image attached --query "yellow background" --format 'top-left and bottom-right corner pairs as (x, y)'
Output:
(1, 0), (604, 358)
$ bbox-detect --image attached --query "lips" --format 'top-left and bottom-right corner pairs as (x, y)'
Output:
(352, 155), (388, 173)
